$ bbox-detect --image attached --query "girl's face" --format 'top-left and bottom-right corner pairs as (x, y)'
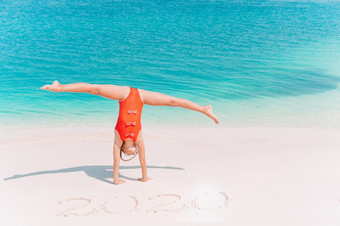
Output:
(122, 139), (137, 155)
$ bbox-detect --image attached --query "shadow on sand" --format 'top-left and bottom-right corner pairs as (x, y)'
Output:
(3, 165), (185, 184)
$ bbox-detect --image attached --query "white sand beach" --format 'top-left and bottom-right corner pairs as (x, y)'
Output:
(1, 126), (340, 226)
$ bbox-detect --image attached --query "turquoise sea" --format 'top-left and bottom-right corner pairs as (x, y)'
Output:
(1, 0), (340, 129)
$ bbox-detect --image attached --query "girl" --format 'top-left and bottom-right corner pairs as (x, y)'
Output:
(41, 81), (219, 185)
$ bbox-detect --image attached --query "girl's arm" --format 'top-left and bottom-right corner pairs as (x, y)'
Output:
(113, 141), (125, 185)
(136, 135), (152, 182)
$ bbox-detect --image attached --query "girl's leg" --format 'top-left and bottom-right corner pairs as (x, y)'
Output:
(41, 80), (97, 93)
(59, 82), (98, 94)
(139, 89), (219, 124)
(41, 80), (129, 101)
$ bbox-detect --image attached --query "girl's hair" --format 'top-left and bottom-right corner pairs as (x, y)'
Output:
(120, 141), (139, 162)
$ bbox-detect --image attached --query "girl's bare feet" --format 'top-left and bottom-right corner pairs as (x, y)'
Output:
(40, 80), (61, 92)
(113, 178), (126, 185)
(137, 177), (153, 182)
(204, 105), (219, 124)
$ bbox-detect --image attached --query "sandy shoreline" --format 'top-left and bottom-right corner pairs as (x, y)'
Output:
(1, 126), (340, 225)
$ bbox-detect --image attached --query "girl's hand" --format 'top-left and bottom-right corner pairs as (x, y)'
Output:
(113, 178), (126, 185)
(138, 177), (153, 182)
(40, 80), (61, 92)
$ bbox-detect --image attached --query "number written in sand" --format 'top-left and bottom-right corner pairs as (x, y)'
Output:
(192, 192), (228, 210)
(57, 197), (97, 217)
(147, 193), (187, 213)
(57, 192), (228, 217)
(102, 195), (138, 214)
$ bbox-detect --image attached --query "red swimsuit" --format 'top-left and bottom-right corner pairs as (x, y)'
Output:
(115, 87), (143, 142)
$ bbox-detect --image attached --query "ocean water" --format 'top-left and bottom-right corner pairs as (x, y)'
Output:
(1, 0), (340, 129)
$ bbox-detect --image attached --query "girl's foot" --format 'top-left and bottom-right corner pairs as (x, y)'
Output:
(204, 105), (219, 124)
(40, 80), (61, 92)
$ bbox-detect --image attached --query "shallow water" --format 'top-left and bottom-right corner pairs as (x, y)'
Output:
(1, 0), (340, 129)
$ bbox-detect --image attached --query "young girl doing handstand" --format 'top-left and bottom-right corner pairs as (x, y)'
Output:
(41, 81), (219, 185)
